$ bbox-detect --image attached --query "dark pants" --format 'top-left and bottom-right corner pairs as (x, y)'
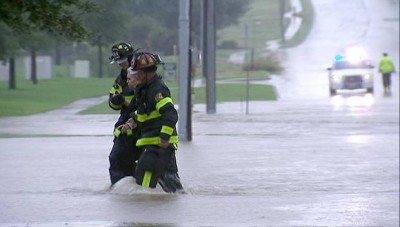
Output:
(135, 145), (183, 193)
(382, 73), (391, 90)
(109, 135), (141, 185)
(158, 149), (184, 193)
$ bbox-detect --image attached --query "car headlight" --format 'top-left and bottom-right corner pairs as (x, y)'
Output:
(364, 73), (372, 80)
(331, 74), (341, 82)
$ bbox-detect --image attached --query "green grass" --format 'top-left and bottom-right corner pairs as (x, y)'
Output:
(213, 0), (316, 79)
(81, 82), (276, 114)
(0, 73), (276, 116)
(0, 77), (112, 116)
(218, 0), (283, 49)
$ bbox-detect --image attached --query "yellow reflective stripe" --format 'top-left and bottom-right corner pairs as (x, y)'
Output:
(161, 125), (174, 135)
(136, 110), (162, 122)
(142, 171), (152, 187)
(124, 95), (134, 102)
(137, 137), (160, 146)
(113, 128), (121, 137)
(109, 85), (122, 94)
(156, 97), (173, 111)
(126, 129), (132, 136)
(109, 101), (122, 109)
(136, 136), (179, 146)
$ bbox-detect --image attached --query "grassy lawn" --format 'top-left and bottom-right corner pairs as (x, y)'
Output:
(81, 82), (277, 114)
(0, 77), (111, 116)
(0, 72), (276, 116)
(218, 0), (284, 48)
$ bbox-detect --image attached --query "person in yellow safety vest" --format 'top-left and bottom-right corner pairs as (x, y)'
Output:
(129, 51), (184, 193)
(378, 52), (396, 94)
(107, 42), (140, 186)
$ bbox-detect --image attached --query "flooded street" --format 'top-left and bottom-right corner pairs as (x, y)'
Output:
(0, 0), (399, 226)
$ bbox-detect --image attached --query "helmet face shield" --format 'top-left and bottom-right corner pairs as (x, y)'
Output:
(115, 57), (128, 65)
(109, 42), (136, 64)
(109, 49), (122, 64)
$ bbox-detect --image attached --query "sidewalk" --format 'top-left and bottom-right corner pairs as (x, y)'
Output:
(0, 96), (114, 136)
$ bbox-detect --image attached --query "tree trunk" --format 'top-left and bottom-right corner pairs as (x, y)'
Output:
(98, 36), (103, 78)
(8, 57), (16, 89)
(31, 48), (38, 84)
(55, 39), (61, 65)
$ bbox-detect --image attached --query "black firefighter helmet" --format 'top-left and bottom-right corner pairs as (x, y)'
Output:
(109, 42), (138, 65)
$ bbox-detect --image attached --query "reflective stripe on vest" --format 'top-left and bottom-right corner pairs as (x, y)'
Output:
(124, 95), (134, 103)
(136, 110), (161, 123)
(113, 127), (132, 137)
(161, 125), (174, 136)
(126, 129), (133, 136)
(136, 97), (172, 122)
(156, 97), (173, 111)
(136, 136), (179, 146)
(113, 128), (121, 137)
(109, 101), (122, 110)
(109, 85), (123, 95)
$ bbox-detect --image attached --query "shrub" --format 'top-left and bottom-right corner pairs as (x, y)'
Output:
(243, 54), (283, 74)
(218, 40), (239, 49)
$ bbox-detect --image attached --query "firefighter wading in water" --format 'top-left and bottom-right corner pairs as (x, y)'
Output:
(129, 52), (184, 193)
(108, 42), (141, 186)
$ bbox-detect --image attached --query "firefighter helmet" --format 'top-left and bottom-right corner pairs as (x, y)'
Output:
(109, 42), (136, 64)
(131, 52), (160, 71)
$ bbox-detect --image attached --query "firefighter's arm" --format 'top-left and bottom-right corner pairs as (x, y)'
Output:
(108, 84), (123, 110)
(157, 96), (178, 148)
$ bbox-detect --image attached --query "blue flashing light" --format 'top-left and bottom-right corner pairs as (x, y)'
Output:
(335, 54), (344, 61)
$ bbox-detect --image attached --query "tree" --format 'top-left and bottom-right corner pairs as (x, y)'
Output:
(191, 0), (252, 49)
(0, 0), (99, 88)
(0, 0), (98, 42)
(83, 0), (128, 77)
(0, 23), (20, 89)
(125, 0), (251, 54)
(17, 31), (55, 84)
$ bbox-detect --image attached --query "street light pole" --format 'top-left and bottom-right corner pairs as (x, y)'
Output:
(280, 0), (286, 43)
(178, 0), (191, 141)
(203, 0), (216, 114)
(244, 23), (250, 115)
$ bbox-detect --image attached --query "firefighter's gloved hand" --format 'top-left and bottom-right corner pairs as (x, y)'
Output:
(121, 118), (136, 134)
(120, 124), (130, 134)
(110, 93), (124, 105)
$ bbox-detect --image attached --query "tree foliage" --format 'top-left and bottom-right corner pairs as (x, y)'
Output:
(0, 0), (99, 40)
(83, 0), (127, 46)
(100, 0), (251, 55)
(0, 0), (251, 65)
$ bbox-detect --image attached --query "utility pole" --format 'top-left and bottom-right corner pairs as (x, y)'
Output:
(187, 1), (193, 141)
(202, 0), (216, 114)
(178, 0), (191, 141)
(279, 0), (286, 43)
(244, 23), (250, 115)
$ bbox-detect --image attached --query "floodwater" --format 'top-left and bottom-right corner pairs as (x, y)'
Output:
(0, 0), (399, 226)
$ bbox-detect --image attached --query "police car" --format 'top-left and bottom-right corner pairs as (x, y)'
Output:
(327, 48), (375, 96)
